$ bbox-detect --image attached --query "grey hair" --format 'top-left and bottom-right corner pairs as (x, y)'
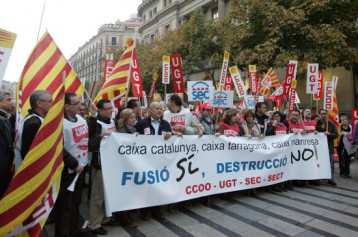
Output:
(149, 102), (161, 109)
(29, 90), (52, 110)
(0, 91), (10, 102)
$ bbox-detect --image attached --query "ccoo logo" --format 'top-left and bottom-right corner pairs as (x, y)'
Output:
(192, 82), (210, 100)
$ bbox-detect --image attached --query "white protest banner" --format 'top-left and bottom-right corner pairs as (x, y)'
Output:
(162, 55), (170, 84)
(229, 66), (246, 98)
(306, 63), (319, 94)
(0, 28), (16, 88)
(219, 51), (230, 86)
(101, 133), (331, 214)
(209, 90), (233, 108)
(187, 81), (213, 102)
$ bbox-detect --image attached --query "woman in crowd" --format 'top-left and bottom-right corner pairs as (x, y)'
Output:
(241, 109), (262, 196)
(217, 108), (245, 136)
(115, 109), (138, 228)
(265, 111), (289, 192)
(337, 114), (353, 178)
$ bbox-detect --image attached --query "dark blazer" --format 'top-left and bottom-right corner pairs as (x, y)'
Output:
(0, 110), (15, 199)
(316, 119), (338, 154)
(135, 116), (172, 135)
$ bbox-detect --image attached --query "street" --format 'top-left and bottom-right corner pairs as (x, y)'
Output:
(43, 160), (358, 237)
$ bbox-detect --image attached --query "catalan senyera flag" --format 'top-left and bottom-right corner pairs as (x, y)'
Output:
(328, 77), (340, 147)
(267, 67), (280, 88)
(0, 85), (64, 236)
(18, 32), (84, 117)
(259, 74), (271, 97)
(94, 38), (134, 103)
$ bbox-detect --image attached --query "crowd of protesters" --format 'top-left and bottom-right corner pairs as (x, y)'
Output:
(0, 90), (357, 236)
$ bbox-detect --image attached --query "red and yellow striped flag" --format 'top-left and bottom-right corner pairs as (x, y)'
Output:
(94, 38), (134, 103)
(328, 77), (340, 147)
(0, 86), (64, 236)
(267, 67), (280, 88)
(259, 74), (271, 97)
(18, 31), (84, 117)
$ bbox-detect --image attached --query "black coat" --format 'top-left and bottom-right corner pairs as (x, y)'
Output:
(135, 116), (172, 135)
(0, 110), (15, 199)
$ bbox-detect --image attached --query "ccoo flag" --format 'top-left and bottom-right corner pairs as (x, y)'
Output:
(18, 31), (84, 117)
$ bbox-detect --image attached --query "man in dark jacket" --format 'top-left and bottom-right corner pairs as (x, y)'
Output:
(254, 102), (269, 134)
(0, 91), (15, 199)
(316, 109), (338, 186)
(88, 99), (119, 235)
(135, 102), (172, 220)
(53, 92), (94, 237)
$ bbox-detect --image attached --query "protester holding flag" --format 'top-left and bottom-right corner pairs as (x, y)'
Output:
(53, 92), (92, 237)
(88, 99), (119, 235)
(135, 102), (172, 220)
(0, 91), (15, 199)
(164, 94), (203, 137)
(16, 90), (53, 162)
(336, 114), (352, 178)
(316, 109), (338, 186)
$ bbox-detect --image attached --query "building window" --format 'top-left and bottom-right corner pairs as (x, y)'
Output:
(111, 37), (117, 46)
(153, 7), (157, 14)
(149, 10), (152, 19)
(212, 7), (219, 21)
(150, 34), (155, 44)
(143, 14), (146, 22)
(165, 24), (170, 31)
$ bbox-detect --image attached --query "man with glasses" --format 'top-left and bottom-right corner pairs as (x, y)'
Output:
(53, 92), (94, 237)
(88, 99), (119, 235)
(316, 109), (338, 186)
(15, 90), (53, 167)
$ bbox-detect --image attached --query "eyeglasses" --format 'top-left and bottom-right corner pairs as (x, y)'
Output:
(320, 112), (327, 115)
(101, 107), (113, 111)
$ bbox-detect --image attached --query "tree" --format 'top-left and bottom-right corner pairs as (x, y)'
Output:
(180, 8), (223, 87)
(221, 0), (358, 75)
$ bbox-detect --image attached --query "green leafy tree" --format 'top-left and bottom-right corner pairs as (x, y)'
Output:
(180, 8), (223, 88)
(221, 0), (358, 75)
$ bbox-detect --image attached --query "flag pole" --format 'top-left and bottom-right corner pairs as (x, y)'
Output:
(36, 0), (47, 42)
(124, 29), (138, 104)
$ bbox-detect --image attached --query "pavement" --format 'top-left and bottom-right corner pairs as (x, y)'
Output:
(42, 159), (358, 237)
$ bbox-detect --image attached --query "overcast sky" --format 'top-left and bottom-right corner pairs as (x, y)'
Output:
(0, 0), (142, 82)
